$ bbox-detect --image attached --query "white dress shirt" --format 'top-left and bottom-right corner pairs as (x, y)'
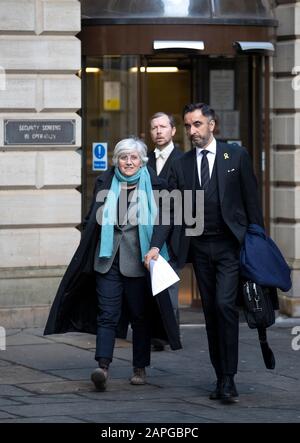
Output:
(154, 141), (174, 175)
(196, 137), (217, 186)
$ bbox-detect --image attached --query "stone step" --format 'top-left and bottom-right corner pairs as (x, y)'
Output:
(0, 305), (50, 329)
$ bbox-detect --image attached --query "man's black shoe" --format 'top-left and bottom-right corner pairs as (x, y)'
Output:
(220, 375), (239, 404)
(209, 378), (222, 400)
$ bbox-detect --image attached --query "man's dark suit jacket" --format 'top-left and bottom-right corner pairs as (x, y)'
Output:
(148, 146), (183, 180)
(151, 141), (264, 269)
(148, 146), (183, 261)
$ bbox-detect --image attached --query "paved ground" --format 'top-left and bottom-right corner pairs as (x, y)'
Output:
(0, 308), (300, 423)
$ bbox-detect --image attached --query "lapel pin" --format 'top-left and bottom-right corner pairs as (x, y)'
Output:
(224, 153), (229, 160)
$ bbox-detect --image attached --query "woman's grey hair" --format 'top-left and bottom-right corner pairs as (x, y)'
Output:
(112, 137), (148, 167)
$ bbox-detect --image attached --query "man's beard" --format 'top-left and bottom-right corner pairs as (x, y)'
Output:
(191, 136), (210, 149)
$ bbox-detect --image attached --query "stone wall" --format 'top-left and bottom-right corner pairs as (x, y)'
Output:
(273, 0), (300, 316)
(0, 0), (81, 327)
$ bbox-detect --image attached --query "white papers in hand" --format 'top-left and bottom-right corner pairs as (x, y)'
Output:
(149, 254), (180, 296)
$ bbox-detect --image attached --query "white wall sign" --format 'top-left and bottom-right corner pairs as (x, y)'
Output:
(221, 111), (240, 139)
(210, 70), (235, 110)
(215, 111), (240, 140)
(103, 81), (121, 111)
(92, 143), (108, 171)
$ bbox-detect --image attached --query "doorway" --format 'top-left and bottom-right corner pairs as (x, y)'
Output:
(81, 49), (269, 307)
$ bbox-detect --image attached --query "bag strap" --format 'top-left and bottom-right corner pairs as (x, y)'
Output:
(257, 327), (275, 369)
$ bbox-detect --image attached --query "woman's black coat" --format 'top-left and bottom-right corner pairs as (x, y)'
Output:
(44, 166), (182, 351)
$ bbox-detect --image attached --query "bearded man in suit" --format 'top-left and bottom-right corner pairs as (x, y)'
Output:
(145, 103), (264, 403)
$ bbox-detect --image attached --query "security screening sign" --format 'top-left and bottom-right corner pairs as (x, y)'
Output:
(93, 143), (108, 171)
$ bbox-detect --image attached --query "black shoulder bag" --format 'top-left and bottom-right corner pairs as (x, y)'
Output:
(242, 281), (276, 369)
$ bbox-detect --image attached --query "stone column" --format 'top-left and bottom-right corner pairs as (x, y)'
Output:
(0, 0), (81, 327)
(272, 0), (300, 316)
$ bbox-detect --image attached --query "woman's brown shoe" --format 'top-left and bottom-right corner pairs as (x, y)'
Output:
(91, 367), (108, 391)
(130, 367), (146, 385)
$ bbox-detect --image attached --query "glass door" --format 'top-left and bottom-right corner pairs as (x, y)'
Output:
(140, 55), (192, 152)
(82, 55), (139, 213)
(140, 54), (197, 306)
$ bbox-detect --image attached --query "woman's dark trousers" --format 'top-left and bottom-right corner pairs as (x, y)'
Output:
(95, 259), (151, 368)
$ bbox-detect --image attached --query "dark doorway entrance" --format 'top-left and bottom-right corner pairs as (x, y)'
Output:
(80, 22), (273, 306)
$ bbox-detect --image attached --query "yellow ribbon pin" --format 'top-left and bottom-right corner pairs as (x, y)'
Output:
(224, 153), (229, 160)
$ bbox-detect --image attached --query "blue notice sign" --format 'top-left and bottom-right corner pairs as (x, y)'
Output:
(92, 143), (108, 171)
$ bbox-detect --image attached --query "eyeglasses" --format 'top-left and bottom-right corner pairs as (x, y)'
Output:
(118, 154), (140, 163)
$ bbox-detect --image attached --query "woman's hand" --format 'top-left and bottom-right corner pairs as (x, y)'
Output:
(144, 247), (160, 270)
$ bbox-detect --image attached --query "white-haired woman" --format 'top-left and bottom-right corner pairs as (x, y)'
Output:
(44, 137), (181, 391)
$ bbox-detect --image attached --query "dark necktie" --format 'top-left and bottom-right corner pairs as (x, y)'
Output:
(201, 149), (210, 190)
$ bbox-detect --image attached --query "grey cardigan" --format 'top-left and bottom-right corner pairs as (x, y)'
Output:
(94, 187), (145, 277)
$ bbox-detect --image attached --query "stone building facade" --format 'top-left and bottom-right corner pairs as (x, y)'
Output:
(0, 0), (81, 327)
(272, 0), (300, 316)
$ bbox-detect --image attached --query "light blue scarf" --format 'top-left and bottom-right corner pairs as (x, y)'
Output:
(99, 166), (169, 262)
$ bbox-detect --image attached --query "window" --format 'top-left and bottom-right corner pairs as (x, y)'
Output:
(213, 0), (273, 18)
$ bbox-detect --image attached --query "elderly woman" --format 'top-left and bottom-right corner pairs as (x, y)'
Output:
(44, 137), (181, 391)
